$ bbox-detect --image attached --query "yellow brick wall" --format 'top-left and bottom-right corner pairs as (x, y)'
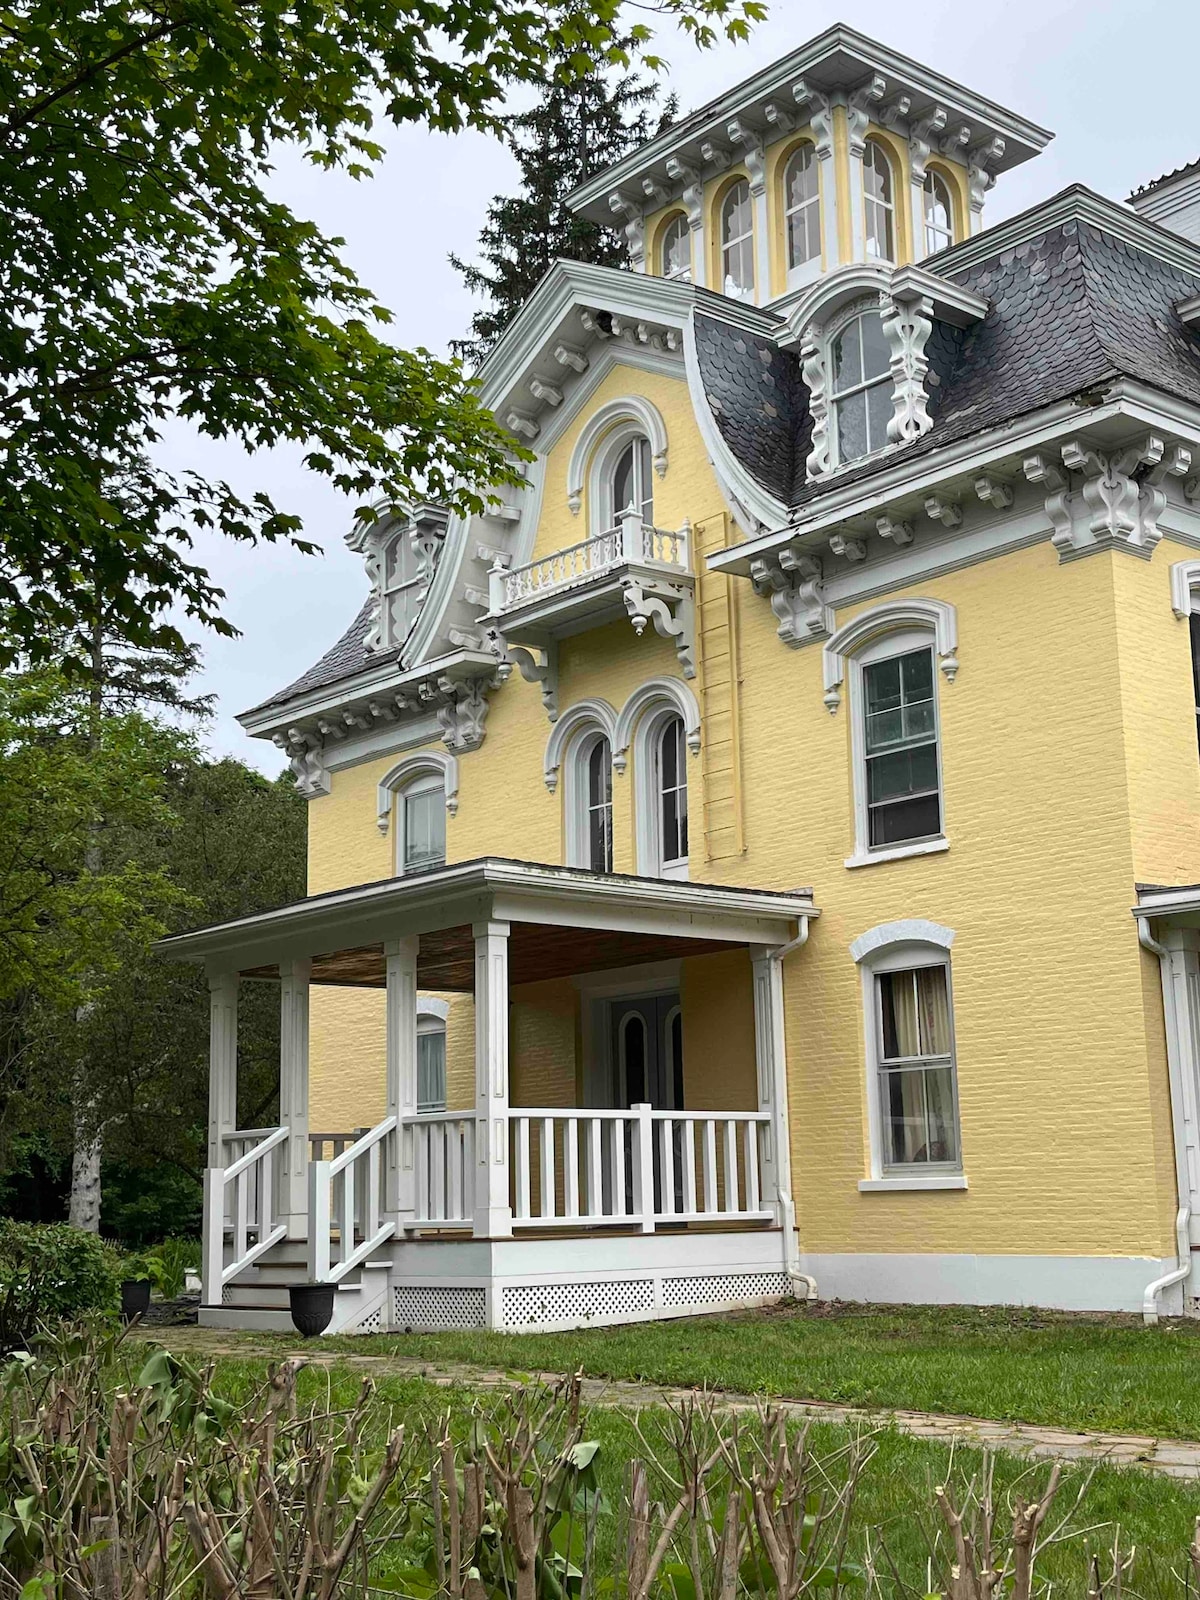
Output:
(301, 350), (1195, 1268)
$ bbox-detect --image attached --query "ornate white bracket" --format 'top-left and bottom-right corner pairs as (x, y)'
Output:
(822, 597), (959, 713)
(566, 396), (669, 516)
(622, 578), (696, 679)
(613, 678), (702, 774)
(431, 674), (496, 753)
(497, 637), (559, 722)
(273, 729), (330, 799)
(376, 751), (460, 832)
(543, 699), (617, 792)
(750, 549), (834, 647)
(608, 192), (645, 272)
(883, 289), (934, 444)
(1025, 435), (1192, 558)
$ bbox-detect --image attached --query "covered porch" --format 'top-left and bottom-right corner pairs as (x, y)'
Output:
(160, 858), (817, 1333)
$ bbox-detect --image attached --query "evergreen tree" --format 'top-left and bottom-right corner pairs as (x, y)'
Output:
(452, 48), (677, 363)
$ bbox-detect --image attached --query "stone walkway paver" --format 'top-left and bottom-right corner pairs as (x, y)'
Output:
(137, 1325), (1200, 1480)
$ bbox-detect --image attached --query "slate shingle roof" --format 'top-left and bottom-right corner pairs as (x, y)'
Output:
(246, 599), (391, 717)
(692, 315), (811, 504)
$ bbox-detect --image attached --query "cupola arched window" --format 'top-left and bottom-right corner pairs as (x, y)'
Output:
(923, 170), (954, 255)
(784, 144), (821, 279)
(661, 213), (691, 281)
(604, 434), (653, 533)
(720, 179), (754, 300)
(863, 140), (896, 261)
(830, 310), (892, 465)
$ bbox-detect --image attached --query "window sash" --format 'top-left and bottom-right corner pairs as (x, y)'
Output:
(402, 784), (446, 872)
(721, 182), (755, 296)
(417, 1029), (447, 1113)
(658, 716), (688, 868)
(875, 964), (959, 1171)
(861, 647), (941, 847)
(662, 216), (692, 281)
(785, 148), (820, 269)
(586, 739), (614, 872)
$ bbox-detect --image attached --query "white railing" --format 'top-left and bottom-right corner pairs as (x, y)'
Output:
(410, 1112), (475, 1228)
(508, 1106), (772, 1232)
(309, 1130), (364, 1161)
(308, 1116), (397, 1283)
(203, 1126), (289, 1301)
(491, 511), (690, 613)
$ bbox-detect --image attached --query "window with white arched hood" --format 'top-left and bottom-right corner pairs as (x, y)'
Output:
(720, 179), (754, 299)
(660, 213), (691, 281)
(784, 144), (821, 281)
(863, 140), (896, 261)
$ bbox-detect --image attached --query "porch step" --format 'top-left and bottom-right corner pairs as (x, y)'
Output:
(199, 1304), (296, 1333)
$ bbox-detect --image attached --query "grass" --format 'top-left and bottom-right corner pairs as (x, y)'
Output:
(284, 1300), (1200, 1442)
(203, 1351), (1200, 1594)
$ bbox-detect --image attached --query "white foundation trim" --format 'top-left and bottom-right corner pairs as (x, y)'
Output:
(799, 1251), (1182, 1314)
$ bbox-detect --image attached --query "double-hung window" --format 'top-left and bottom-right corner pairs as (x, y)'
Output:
(397, 774), (446, 875)
(875, 961), (959, 1170)
(864, 140), (896, 261)
(657, 713), (689, 877)
(923, 170), (955, 255)
(784, 144), (821, 280)
(830, 311), (892, 465)
(416, 1016), (447, 1112)
(720, 180), (755, 300)
(862, 643), (941, 848)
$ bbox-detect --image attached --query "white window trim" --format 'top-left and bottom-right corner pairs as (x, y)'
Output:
(613, 679), (701, 881)
(566, 397), (668, 520)
(1170, 558), (1200, 618)
(376, 751), (458, 832)
(661, 211), (692, 281)
(544, 699), (618, 794)
(850, 921), (964, 1187)
(823, 597), (959, 714)
(826, 303), (893, 468)
(922, 170), (955, 256)
(844, 626), (946, 867)
(646, 708), (689, 880)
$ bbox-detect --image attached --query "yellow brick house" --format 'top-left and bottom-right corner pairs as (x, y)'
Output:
(164, 25), (1200, 1333)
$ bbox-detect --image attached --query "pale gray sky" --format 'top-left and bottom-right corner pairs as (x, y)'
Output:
(162, 0), (1200, 775)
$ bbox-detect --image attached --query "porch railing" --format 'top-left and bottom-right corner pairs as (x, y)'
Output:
(490, 514), (690, 613)
(203, 1125), (289, 1300)
(411, 1112), (475, 1228)
(508, 1106), (772, 1231)
(308, 1116), (397, 1283)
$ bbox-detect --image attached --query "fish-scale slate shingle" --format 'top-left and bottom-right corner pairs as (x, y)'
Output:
(693, 314), (812, 505)
(247, 599), (391, 717)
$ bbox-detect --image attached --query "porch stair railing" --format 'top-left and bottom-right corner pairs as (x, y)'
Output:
(202, 1125), (289, 1300)
(308, 1116), (397, 1283)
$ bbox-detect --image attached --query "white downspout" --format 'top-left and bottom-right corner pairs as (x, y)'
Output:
(766, 916), (818, 1302)
(1136, 915), (1192, 1325)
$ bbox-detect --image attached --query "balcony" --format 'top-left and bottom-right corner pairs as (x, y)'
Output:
(486, 510), (695, 698)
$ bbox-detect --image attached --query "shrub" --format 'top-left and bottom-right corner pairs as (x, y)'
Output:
(122, 1237), (200, 1299)
(0, 1219), (119, 1350)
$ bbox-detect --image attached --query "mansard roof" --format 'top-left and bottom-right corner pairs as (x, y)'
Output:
(246, 599), (388, 718)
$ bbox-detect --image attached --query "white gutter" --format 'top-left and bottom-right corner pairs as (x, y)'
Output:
(766, 916), (817, 1302)
(1136, 914), (1193, 1324)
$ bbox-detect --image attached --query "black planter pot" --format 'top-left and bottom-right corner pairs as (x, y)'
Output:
(289, 1282), (336, 1338)
(120, 1279), (152, 1322)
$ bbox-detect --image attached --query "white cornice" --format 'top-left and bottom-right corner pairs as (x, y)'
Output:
(931, 185), (1200, 283)
(566, 23), (1052, 223)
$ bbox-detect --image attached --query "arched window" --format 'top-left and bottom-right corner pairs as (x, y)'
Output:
(923, 170), (954, 255)
(381, 528), (424, 646)
(784, 144), (821, 278)
(851, 921), (962, 1186)
(830, 310), (892, 464)
(417, 998), (448, 1113)
(395, 771), (446, 875)
(863, 141), (896, 261)
(655, 712), (689, 877)
(661, 213), (691, 281)
(565, 729), (614, 871)
(603, 433), (653, 533)
(720, 179), (754, 300)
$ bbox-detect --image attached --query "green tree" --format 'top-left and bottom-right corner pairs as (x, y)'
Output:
(452, 46), (678, 363)
(0, 0), (762, 676)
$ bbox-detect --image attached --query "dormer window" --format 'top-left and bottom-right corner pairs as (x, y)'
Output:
(604, 434), (653, 533)
(923, 171), (954, 255)
(661, 213), (691, 282)
(380, 528), (426, 646)
(784, 144), (821, 280)
(720, 179), (755, 300)
(864, 141), (896, 262)
(830, 310), (891, 465)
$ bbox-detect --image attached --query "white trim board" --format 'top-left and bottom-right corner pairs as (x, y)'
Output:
(797, 1251), (1185, 1315)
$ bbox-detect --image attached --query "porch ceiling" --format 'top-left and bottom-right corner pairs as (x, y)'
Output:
(158, 856), (818, 982)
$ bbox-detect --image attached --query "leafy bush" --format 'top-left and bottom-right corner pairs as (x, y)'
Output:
(0, 1219), (119, 1350)
(122, 1237), (199, 1299)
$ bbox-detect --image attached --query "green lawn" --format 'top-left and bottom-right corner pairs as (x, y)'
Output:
(204, 1352), (1200, 1594)
(302, 1300), (1200, 1441)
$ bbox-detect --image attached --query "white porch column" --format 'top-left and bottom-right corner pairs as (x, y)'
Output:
(203, 969), (238, 1304)
(386, 935), (420, 1229)
(473, 919), (513, 1238)
(206, 970), (239, 1167)
(278, 957), (311, 1238)
(751, 950), (795, 1244)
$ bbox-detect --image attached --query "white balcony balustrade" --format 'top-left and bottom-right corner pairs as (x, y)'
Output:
(490, 513), (690, 614)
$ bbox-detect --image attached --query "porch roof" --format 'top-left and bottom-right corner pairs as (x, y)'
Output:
(158, 857), (818, 991)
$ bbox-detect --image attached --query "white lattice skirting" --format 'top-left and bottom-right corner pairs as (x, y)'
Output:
(387, 1268), (791, 1333)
